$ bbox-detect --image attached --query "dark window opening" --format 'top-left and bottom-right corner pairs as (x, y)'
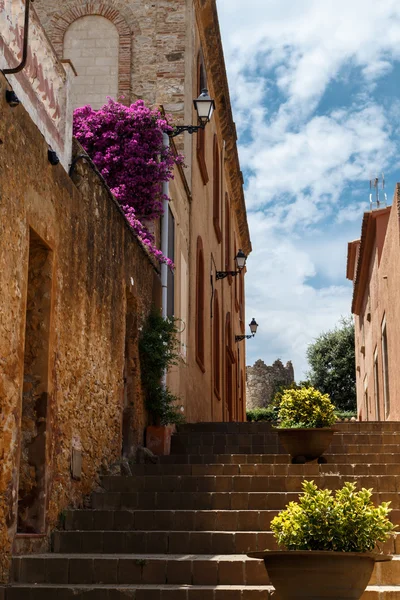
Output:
(167, 207), (175, 318)
(196, 236), (205, 372)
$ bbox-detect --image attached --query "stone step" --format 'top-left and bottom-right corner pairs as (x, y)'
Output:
(100, 474), (400, 494)
(172, 432), (400, 447)
(63, 507), (400, 532)
(11, 553), (400, 586)
(91, 490), (400, 510)
(51, 531), (281, 554)
(65, 509), (281, 532)
(159, 452), (400, 465)
(178, 421), (400, 432)
(128, 462), (400, 477)
(5, 583), (400, 600)
(51, 529), (399, 555)
(169, 444), (400, 455)
(159, 454), (290, 465)
(3, 583), (273, 600)
(12, 554), (269, 586)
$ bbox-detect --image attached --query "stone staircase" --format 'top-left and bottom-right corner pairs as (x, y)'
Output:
(5, 422), (400, 599)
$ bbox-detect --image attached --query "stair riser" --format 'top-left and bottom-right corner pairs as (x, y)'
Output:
(13, 556), (269, 586)
(4, 586), (274, 599)
(170, 444), (400, 455)
(65, 510), (281, 532)
(159, 453), (400, 465)
(12, 555), (400, 586)
(100, 475), (400, 494)
(178, 422), (400, 432)
(7, 587), (400, 600)
(128, 463), (400, 477)
(92, 491), (400, 510)
(172, 433), (400, 447)
(51, 530), (280, 554)
(64, 508), (400, 532)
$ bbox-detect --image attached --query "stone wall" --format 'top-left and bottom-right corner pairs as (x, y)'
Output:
(34, 0), (188, 120)
(246, 359), (295, 410)
(0, 73), (160, 580)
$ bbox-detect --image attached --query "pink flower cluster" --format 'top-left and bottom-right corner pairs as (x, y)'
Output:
(73, 98), (183, 266)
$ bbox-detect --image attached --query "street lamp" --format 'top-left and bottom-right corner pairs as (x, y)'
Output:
(216, 249), (247, 281)
(169, 89), (215, 137)
(236, 318), (259, 343)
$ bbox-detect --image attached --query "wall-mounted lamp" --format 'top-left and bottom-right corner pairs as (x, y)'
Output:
(48, 149), (60, 166)
(235, 318), (259, 342)
(169, 89), (215, 137)
(216, 249), (247, 281)
(6, 90), (20, 107)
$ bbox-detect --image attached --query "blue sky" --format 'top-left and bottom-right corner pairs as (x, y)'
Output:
(217, 0), (400, 378)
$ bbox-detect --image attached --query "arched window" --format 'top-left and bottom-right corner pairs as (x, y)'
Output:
(213, 135), (222, 242)
(225, 312), (235, 421)
(213, 290), (221, 399)
(225, 194), (231, 282)
(239, 269), (245, 332)
(64, 16), (119, 109)
(196, 236), (205, 372)
(196, 51), (208, 184)
(234, 238), (239, 311)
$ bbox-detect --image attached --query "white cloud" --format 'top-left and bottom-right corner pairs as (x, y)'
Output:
(217, 0), (400, 377)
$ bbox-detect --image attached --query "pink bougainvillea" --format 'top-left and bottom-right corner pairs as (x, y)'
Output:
(73, 98), (183, 267)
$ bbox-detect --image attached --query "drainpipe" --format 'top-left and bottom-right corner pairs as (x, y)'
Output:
(161, 132), (170, 387)
(161, 132), (170, 321)
(3, 0), (33, 75)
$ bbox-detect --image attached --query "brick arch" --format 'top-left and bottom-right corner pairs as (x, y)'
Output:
(50, 1), (132, 101)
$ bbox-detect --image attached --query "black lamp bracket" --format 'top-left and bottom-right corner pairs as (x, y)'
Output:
(216, 270), (240, 281)
(235, 334), (254, 342)
(169, 122), (206, 138)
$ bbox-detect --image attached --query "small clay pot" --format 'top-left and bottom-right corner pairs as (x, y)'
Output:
(277, 427), (334, 462)
(247, 550), (391, 600)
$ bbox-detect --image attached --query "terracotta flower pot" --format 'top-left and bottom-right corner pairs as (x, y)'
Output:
(277, 427), (334, 462)
(247, 550), (391, 600)
(145, 425), (173, 456)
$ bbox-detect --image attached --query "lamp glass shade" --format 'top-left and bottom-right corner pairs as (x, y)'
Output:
(235, 249), (247, 270)
(249, 318), (258, 335)
(194, 89), (215, 124)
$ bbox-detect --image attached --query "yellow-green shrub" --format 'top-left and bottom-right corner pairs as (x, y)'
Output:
(271, 480), (395, 552)
(278, 386), (336, 428)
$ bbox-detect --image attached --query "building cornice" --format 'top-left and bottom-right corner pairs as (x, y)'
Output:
(194, 0), (252, 256)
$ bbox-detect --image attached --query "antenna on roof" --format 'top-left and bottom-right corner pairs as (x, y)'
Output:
(369, 173), (387, 211)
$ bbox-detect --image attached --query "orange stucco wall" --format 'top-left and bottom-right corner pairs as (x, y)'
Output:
(352, 188), (400, 421)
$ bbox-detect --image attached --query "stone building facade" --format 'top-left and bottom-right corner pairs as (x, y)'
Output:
(347, 186), (400, 421)
(246, 359), (295, 410)
(0, 0), (250, 581)
(0, 71), (160, 580)
(34, 0), (252, 423)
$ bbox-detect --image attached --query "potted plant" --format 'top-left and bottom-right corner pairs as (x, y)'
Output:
(275, 386), (336, 463)
(139, 309), (185, 455)
(248, 480), (395, 600)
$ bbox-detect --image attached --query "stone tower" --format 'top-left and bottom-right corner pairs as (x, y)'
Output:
(246, 359), (295, 410)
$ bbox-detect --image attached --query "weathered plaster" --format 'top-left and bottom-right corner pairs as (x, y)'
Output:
(0, 75), (160, 580)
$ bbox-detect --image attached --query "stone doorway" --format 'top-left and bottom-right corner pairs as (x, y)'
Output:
(17, 230), (53, 534)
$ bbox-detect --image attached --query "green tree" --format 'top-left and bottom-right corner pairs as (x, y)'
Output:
(306, 316), (356, 411)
